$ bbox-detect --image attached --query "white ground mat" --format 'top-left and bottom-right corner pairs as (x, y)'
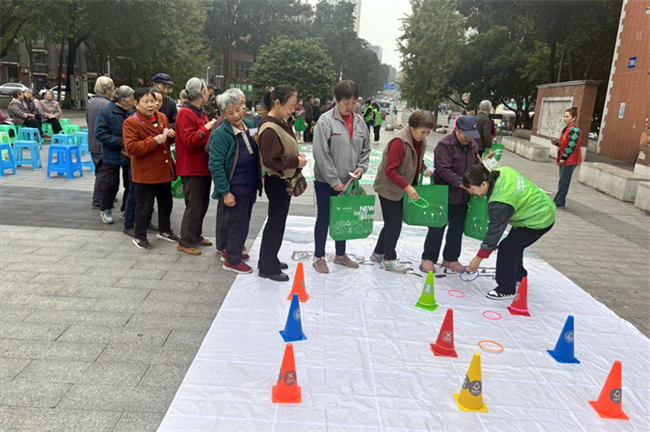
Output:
(159, 216), (650, 431)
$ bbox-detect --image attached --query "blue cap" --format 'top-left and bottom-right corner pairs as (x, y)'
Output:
(456, 115), (480, 139)
(150, 73), (174, 85)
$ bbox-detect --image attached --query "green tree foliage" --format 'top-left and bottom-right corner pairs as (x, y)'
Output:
(398, 0), (464, 111)
(250, 38), (337, 100)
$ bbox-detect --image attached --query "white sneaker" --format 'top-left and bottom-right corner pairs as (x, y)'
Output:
(100, 210), (114, 224)
(380, 259), (408, 274)
(370, 252), (384, 263)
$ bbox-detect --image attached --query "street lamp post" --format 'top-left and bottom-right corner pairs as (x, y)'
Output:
(206, 66), (211, 84)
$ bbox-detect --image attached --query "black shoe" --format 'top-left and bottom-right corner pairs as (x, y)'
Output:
(157, 232), (180, 243)
(279, 262), (289, 270)
(123, 228), (135, 237)
(133, 238), (151, 250)
(148, 223), (159, 232)
(486, 289), (515, 301)
(92, 204), (101, 209)
(259, 271), (290, 282)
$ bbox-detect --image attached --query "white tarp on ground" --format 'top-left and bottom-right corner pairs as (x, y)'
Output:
(159, 216), (650, 432)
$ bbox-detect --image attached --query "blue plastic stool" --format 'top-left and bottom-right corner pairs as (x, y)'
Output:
(13, 140), (42, 170)
(18, 127), (43, 148)
(73, 132), (94, 173)
(52, 134), (76, 146)
(47, 143), (83, 180)
(0, 142), (16, 177)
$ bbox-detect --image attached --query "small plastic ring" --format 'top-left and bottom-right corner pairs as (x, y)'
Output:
(411, 197), (430, 209)
(482, 311), (502, 321)
(459, 268), (479, 282)
(478, 340), (504, 353)
(447, 289), (466, 298)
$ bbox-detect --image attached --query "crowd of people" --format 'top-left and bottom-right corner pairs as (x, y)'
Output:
(0, 71), (581, 301)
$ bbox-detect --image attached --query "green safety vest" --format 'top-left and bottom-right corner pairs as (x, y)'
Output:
(373, 108), (383, 126)
(489, 167), (556, 230)
(363, 106), (374, 123)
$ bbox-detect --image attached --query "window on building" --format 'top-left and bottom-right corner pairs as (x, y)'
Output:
(234, 61), (252, 79)
(214, 59), (224, 76)
(33, 52), (47, 65)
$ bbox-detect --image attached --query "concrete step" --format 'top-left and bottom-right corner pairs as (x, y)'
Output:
(578, 162), (649, 202)
(634, 181), (650, 212)
(502, 136), (549, 162)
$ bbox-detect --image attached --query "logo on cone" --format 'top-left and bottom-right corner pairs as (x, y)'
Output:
(515, 293), (520, 301)
(609, 388), (622, 404)
(424, 284), (433, 294)
(293, 309), (301, 321)
(443, 331), (453, 344)
(564, 331), (574, 343)
(283, 370), (296, 386)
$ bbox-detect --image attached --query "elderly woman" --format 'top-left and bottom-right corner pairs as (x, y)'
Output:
(257, 85), (308, 281)
(208, 91), (261, 274)
(175, 78), (217, 255)
(94, 86), (135, 225)
(312, 80), (370, 274)
(38, 90), (63, 134)
(23, 90), (42, 125)
(87, 76), (116, 209)
(474, 100), (494, 158)
(8, 89), (40, 129)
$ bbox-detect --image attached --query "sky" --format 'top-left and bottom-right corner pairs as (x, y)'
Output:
(306, 0), (412, 71)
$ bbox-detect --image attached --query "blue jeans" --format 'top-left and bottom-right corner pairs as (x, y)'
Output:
(314, 180), (346, 258)
(124, 167), (136, 230)
(553, 164), (577, 207)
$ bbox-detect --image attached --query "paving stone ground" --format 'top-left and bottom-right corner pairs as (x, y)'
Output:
(0, 111), (648, 431)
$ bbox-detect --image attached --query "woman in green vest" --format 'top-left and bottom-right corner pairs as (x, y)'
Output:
(463, 164), (556, 300)
(371, 102), (383, 143)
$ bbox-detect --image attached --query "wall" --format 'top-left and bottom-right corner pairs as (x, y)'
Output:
(598, 0), (650, 163)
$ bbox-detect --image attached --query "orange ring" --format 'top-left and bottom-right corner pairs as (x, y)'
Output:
(478, 340), (504, 353)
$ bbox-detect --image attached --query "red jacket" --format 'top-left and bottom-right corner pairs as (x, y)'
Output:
(123, 111), (175, 184)
(175, 105), (211, 176)
(558, 123), (582, 166)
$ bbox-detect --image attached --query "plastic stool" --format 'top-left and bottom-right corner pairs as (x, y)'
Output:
(47, 143), (83, 180)
(42, 122), (54, 136)
(73, 132), (94, 172)
(52, 134), (76, 146)
(0, 125), (18, 144)
(59, 118), (71, 128)
(0, 142), (16, 177)
(0, 132), (10, 162)
(64, 125), (80, 135)
(13, 140), (42, 170)
(18, 127), (43, 148)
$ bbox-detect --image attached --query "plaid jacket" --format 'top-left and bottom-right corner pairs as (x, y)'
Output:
(433, 131), (478, 205)
(95, 102), (131, 166)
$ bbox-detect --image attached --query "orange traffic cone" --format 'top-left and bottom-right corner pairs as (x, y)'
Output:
(272, 343), (302, 404)
(589, 361), (628, 420)
(287, 262), (310, 302)
(431, 308), (457, 357)
(507, 277), (531, 317)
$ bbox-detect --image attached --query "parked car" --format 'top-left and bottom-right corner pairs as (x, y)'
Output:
(38, 86), (94, 101)
(0, 82), (31, 96)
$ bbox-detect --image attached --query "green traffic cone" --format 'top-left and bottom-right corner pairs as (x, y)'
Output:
(415, 271), (439, 311)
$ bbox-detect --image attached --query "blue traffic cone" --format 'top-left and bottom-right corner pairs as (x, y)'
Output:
(280, 294), (307, 342)
(547, 315), (580, 364)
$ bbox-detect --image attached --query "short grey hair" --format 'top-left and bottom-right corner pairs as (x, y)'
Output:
(95, 76), (115, 94)
(217, 91), (242, 112)
(113, 85), (134, 103)
(479, 100), (492, 112)
(226, 88), (245, 100)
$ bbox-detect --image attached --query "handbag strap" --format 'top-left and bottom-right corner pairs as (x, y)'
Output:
(342, 177), (359, 196)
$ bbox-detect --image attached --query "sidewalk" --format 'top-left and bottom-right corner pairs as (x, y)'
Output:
(0, 122), (648, 431)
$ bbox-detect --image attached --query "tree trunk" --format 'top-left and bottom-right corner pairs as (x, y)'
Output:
(223, 46), (231, 88)
(549, 40), (557, 84)
(57, 36), (66, 103)
(25, 39), (34, 88)
(65, 36), (77, 108)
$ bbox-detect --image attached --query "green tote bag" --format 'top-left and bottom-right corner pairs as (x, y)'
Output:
(170, 145), (184, 199)
(329, 179), (376, 241)
(402, 173), (449, 227)
(492, 143), (504, 161)
(463, 195), (489, 241)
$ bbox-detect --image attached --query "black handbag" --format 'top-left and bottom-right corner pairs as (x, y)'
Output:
(284, 168), (307, 197)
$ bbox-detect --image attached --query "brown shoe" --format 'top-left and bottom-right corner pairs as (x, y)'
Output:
(313, 257), (329, 274)
(334, 254), (359, 269)
(198, 238), (213, 247)
(420, 260), (435, 273)
(177, 244), (201, 255)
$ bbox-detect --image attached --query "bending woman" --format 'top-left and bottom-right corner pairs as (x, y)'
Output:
(463, 165), (556, 300)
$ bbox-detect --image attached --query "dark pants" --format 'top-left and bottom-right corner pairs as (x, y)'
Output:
(258, 176), (292, 274)
(91, 153), (105, 207)
(124, 167), (136, 230)
(495, 224), (554, 295)
(22, 118), (40, 129)
(304, 120), (313, 142)
(44, 117), (62, 134)
(314, 180), (346, 258)
(216, 199), (229, 252)
(422, 203), (468, 263)
(373, 125), (381, 142)
(222, 191), (257, 265)
(100, 164), (126, 211)
(134, 182), (173, 240)
(365, 122), (373, 134)
(373, 196), (403, 261)
(553, 164), (577, 207)
(180, 176), (211, 248)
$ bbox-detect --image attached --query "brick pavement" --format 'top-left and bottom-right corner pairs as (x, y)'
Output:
(0, 116), (648, 431)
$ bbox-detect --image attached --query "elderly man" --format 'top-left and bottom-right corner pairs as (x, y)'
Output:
(150, 73), (178, 128)
(353, 96), (364, 115)
(23, 90), (43, 128)
(474, 100), (494, 158)
(87, 76), (116, 209)
(94, 86), (135, 225)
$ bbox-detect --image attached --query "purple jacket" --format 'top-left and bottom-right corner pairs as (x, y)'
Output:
(433, 131), (478, 205)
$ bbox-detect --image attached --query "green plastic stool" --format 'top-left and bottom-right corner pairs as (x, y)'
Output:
(0, 132), (11, 160)
(60, 118), (71, 128)
(0, 125), (18, 144)
(42, 122), (54, 136)
(64, 125), (80, 135)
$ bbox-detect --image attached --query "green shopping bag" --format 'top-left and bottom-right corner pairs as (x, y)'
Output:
(329, 179), (375, 241)
(492, 143), (504, 161)
(169, 145), (184, 199)
(402, 173), (449, 227)
(294, 117), (307, 132)
(464, 195), (489, 241)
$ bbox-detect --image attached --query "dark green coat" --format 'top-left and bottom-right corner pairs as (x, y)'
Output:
(208, 117), (261, 200)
